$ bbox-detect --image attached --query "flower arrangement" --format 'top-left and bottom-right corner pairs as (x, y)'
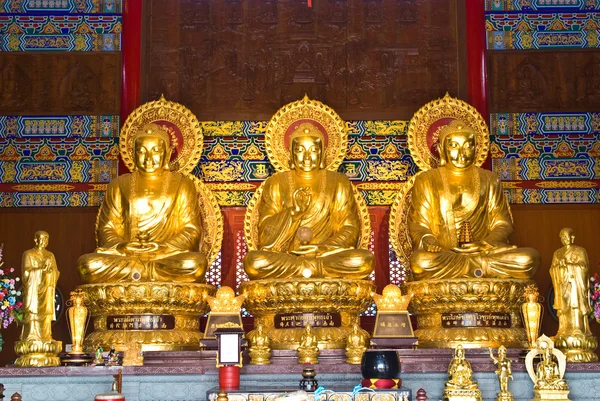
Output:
(590, 272), (600, 322)
(0, 245), (23, 350)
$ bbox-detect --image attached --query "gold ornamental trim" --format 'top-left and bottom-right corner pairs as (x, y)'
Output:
(389, 172), (421, 265)
(120, 95), (203, 175)
(189, 176), (224, 267)
(265, 95), (348, 172)
(407, 93), (489, 171)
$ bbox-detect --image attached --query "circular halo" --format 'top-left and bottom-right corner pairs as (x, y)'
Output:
(265, 95), (348, 172)
(407, 93), (489, 171)
(120, 95), (203, 175)
(389, 172), (420, 266)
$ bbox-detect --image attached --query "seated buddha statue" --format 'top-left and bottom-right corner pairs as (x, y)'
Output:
(77, 123), (207, 283)
(408, 120), (539, 280)
(243, 123), (374, 280)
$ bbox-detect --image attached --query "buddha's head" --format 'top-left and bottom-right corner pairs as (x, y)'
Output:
(289, 123), (325, 173)
(498, 345), (507, 358)
(438, 120), (476, 171)
(455, 344), (465, 359)
(133, 123), (172, 175)
(559, 227), (574, 247)
(34, 230), (49, 249)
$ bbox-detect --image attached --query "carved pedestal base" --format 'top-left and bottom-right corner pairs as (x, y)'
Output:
(14, 339), (62, 367)
(79, 282), (215, 354)
(496, 392), (514, 401)
(240, 278), (375, 350)
(404, 278), (533, 348)
(554, 333), (598, 362)
(532, 389), (571, 401)
(442, 388), (482, 401)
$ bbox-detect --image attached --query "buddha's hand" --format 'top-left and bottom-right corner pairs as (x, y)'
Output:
(117, 241), (161, 254)
(291, 244), (319, 256)
(453, 241), (489, 253)
(291, 187), (312, 217)
(423, 236), (442, 253)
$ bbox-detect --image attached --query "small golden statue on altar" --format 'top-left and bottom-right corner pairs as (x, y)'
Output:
(297, 324), (319, 364)
(240, 96), (375, 350)
(76, 96), (222, 352)
(14, 231), (62, 367)
(345, 323), (369, 364)
(489, 346), (514, 401)
(521, 284), (543, 350)
(549, 228), (598, 362)
(391, 94), (539, 348)
(443, 345), (482, 401)
(248, 323), (271, 365)
(526, 335), (570, 401)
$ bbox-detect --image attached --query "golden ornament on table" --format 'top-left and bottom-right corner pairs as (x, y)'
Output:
(489, 346), (514, 401)
(442, 345), (482, 401)
(549, 228), (598, 362)
(248, 323), (271, 365)
(204, 286), (246, 341)
(521, 284), (543, 350)
(76, 97), (221, 352)
(390, 94), (539, 348)
(61, 288), (93, 365)
(345, 323), (369, 364)
(297, 324), (319, 364)
(14, 231), (62, 367)
(525, 335), (571, 401)
(239, 96), (375, 350)
(371, 284), (416, 347)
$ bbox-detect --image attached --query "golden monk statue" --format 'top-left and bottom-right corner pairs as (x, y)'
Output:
(20, 231), (59, 341)
(408, 120), (539, 280)
(489, 346), (513, 398)
(243, 123), (374, 280)
(77, 123), (207, 283)
(446, 345), (478, 391)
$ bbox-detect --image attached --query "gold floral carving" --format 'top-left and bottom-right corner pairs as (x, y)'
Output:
(407, 93), (489, 172)
(189, 176), (223, 267)
(389, 173), (421, 266)
(120, 95), (203, 175)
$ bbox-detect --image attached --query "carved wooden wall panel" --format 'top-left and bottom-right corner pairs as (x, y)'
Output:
(142, 0), (467, 120)
(0, 53), (121, 115)
(488, 51), (600, 113)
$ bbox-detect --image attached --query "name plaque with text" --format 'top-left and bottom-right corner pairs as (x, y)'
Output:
(441, 312), (511, 328)
(107, 315), (175, 330)
(274, 312), (341, 329)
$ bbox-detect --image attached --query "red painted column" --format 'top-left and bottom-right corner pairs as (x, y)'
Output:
(465, 0), (488, 120)
(119, 0), (143, 173)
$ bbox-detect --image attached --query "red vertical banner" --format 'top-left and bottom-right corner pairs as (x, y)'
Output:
(465, 0), (488, 120)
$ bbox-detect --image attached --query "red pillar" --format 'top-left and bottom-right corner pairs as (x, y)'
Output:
(465, 0), (488, 120)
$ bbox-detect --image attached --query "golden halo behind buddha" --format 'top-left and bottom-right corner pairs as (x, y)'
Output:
(265, 95), (348, 172)
(120, 95), (203, 175)
(407, 93), (489, 171)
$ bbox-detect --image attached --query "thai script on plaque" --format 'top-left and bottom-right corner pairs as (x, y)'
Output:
(441, 313), (511, 328)
(107, 315), (175, 330)
(274, 312), (341, 329)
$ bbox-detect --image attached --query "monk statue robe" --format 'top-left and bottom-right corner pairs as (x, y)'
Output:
(78, 123), (207, 283)
(408, 120), (539, 280)
(243, 123), (374, 280)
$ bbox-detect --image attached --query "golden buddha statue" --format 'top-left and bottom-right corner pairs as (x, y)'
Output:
(15, 231), (62, 367)
(408, 120), (539, 280)
(525, 335), (570, 401)
(248, 323), (271, 365)
(243, 122), (373, 280)
(77, 123), (207, 283)
(297, 324), (319, 364)
(549, 228), (598, 362)
(443, 345), (482, 401)
(345, 323), (369, 364)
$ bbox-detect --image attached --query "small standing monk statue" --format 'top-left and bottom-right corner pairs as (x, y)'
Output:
(443, 345), (482, 401)
(297, 324), (319, 364)
(77, 123), (207, 283)
(489, 346), (514, 401)
(14, 231), (62, 367)
(549, 228), (598, 362)
(243, 122), (374, 280)
(408, 120), (539, 280)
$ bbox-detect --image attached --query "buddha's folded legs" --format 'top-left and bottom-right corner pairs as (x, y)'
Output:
(77, 252), (207, 283)
(412, 246), (539, 280)
(319, 249), (374, 279)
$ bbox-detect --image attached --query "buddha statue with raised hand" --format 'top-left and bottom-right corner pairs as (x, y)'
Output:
(243, 122), (373, 280)
(78, 123), (207, 283)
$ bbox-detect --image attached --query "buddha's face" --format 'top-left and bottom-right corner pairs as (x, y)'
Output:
(34, 231), (49, 248)
(291, 135), (323, 173)
(442, 131), (475, 170)
(559, 229), (573, 246)
(134, 135), (169, 174)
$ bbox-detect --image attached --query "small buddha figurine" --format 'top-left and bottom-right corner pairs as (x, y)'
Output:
(408, 120), (540, 280)
(297, 324), (319, 364)
(94, 346), (104, 365)
(489, 346), (513, 399)
(19, 231), (60, 342)
(345, 323), (369, 364)
(243, 122), (374, 280)
(445, 345), (479, 391)
(550, 228), (596, 357)
(248, 323), (271, 365)
(526, 337), (569, 392)
(77, 123), (207, 283)
(107, 345), (120, 365)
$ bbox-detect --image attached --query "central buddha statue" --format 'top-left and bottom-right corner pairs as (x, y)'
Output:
(78, 123), (207, 283)
(243, 123), (374, 280)
(408, 120), (539, 280)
